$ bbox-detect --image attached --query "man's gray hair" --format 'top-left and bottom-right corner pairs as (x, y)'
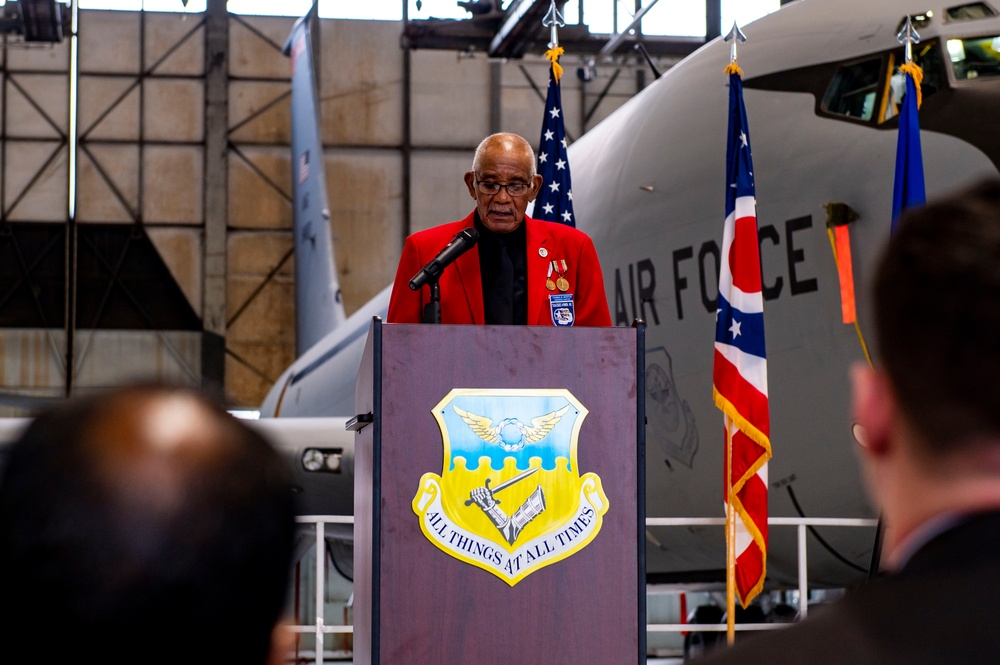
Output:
(471, 133), (537, 178)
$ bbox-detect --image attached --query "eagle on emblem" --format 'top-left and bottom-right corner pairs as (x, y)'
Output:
(453, 404), (572, 452)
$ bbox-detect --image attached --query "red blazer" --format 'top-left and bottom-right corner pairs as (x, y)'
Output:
(387, 212), (612, 326)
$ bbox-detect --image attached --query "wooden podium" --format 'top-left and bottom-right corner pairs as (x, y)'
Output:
(352, 320), (645, 664)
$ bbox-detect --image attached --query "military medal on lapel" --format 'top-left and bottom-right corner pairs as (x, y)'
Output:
(553, 260), (570, 292)
(545, 262), (557, 291)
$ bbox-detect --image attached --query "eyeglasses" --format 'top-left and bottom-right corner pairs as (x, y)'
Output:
(475, 180), (532, 197)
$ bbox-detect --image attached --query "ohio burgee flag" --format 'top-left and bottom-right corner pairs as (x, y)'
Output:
(713, 66), (772, 607)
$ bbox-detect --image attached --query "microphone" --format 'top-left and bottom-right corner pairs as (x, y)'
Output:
(409, 227), (480, 290)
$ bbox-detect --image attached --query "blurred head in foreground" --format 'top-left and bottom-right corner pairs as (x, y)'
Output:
(855, 178), (1000, 567)
(0, 385), (296, 665)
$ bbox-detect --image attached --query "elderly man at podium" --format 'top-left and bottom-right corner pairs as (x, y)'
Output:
(387, 132), (612, 327)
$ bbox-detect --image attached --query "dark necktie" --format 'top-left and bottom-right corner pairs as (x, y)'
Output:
(494, 240), (514, 325)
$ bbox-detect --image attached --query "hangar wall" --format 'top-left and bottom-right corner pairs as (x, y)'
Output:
(0, 9), (649, 411)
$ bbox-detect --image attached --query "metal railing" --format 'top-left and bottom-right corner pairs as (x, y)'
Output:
(291, 515), (878, 663)
(644, 516), (877, 635)
(290, 515), (354, 663)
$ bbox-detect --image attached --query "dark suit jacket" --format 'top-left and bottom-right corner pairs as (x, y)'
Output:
(700, 511), (1000, 664)
(387, 212), (612, 326)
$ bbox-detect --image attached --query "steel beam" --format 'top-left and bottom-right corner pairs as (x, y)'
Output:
(203, 0), (228, 390)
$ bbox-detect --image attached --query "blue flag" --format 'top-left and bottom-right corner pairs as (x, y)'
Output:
(891, 66), (926, 231)
(535, 62), (575, 227)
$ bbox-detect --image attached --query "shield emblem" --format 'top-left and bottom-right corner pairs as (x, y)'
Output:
(412, 388), (609, 585)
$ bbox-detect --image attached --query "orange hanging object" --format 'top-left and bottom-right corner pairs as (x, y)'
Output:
(833, 225), (857, 324)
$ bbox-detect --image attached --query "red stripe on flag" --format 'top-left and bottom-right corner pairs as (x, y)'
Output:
(736, 544), (765, 602)
(730, 428), (766, 488)
(737, 473), (768, 540)
(713, 349), (770, 438)
(730, 215), (763, 293)
(735, 473), (768, 602)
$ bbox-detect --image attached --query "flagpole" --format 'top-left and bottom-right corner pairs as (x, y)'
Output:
(726, 421), (736, 645)
(873, 14), (926, 576)
(722, 22), (746, 647)
(536, 1), (576, 227)
(543, 0), (563, 49)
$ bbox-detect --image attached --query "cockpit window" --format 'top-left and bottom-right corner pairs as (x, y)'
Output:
(821, 41), (946, 125)
(881, 41), (947, 122)
(946, 35), (1000, 80)
(946, 3), (998, 22)
(821, 58), (882, 121)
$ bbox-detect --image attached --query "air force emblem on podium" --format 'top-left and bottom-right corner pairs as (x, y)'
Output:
(412, 388), (609, 585)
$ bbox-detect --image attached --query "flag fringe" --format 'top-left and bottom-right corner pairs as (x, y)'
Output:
(716, 389), (771, 528)
(545, 46), (565, 84)
(724, 62), (743, 77)
(713, 387), (772, 461)
(730, 491), (768, 606)
(899, 61), (923, 109)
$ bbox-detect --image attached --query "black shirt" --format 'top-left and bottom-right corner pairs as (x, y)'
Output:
(474, 213), (527, 325)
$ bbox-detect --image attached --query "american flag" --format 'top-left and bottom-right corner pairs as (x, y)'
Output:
(713, 67), (771, 608)
(535, 52), (575, 227)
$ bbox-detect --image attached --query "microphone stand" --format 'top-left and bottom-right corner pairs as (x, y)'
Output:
(422, 279), (441, 324)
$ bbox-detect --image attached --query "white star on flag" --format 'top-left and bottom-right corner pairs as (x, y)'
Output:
(539, 152), (548, 163)
(544, 130), (554, 141)
(729, 319), (742, 338)
(556, 159), (566, 170)
(549, 107), (560, 118)
(543, 203), (554, 214)
(549, 181), (560, 192)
